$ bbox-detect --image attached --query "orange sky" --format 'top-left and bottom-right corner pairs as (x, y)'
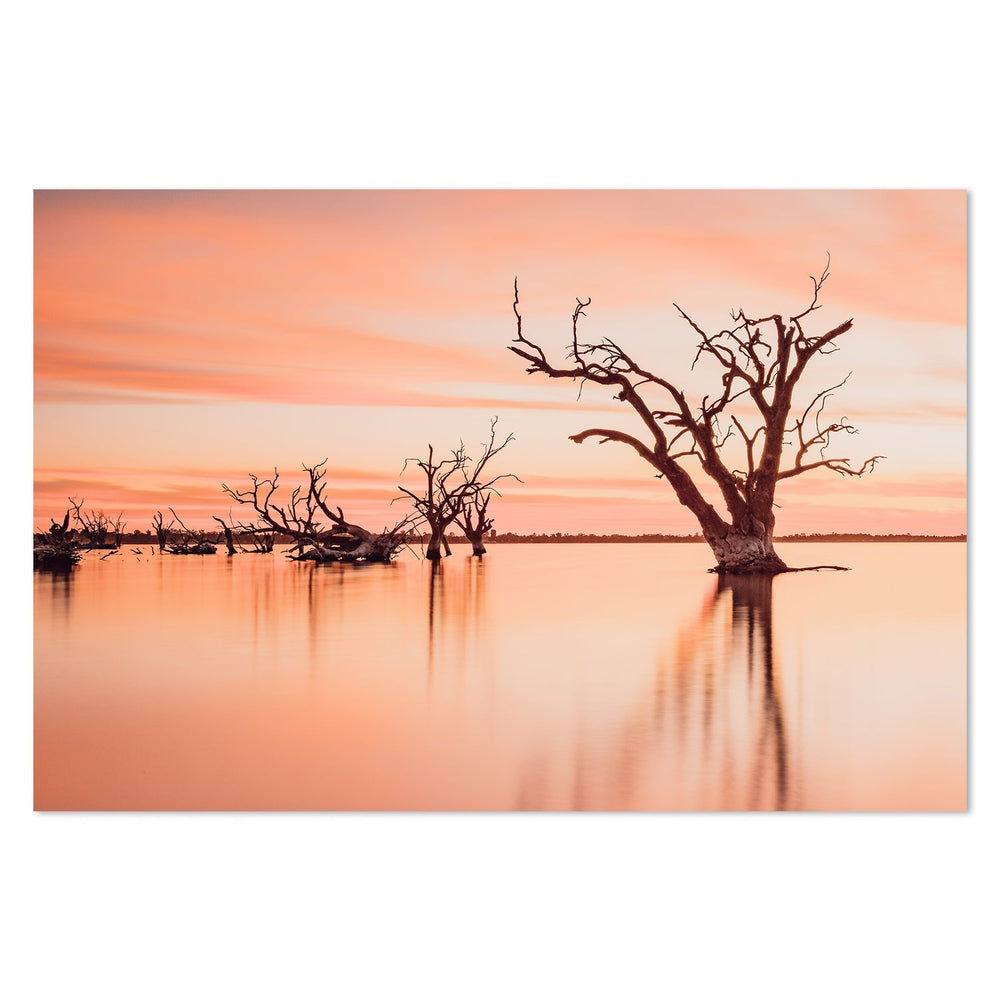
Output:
(33, 190), (966, 536)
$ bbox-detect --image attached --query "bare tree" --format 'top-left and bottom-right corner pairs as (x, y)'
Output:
(398, 420), (518, 559)
(166, 507), (218, 555)
(455, 419), (520, 555)
(241, 522), (276, 553)
(210, 513), (276, 554)
(33, 509), (82, 571)
(222, 461), (417, 563)
(509, 260), (883, 574)
(69, 497), (122, 549)
(152, 510), (175, 551)
(456, 490), (494, 557)
(397, 445), (463, 560)
(212, 516), (238, 556)
(111, 513), (128, 548)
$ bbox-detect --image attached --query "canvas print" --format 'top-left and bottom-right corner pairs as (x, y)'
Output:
(33, 190), (967, 811)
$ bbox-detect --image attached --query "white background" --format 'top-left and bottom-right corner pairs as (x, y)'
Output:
(4, 3), (995, 997)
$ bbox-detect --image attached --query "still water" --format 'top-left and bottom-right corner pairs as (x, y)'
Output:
(34, 543), (966, 811)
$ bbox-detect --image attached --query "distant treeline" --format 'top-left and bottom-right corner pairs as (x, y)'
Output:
(776, 533), (965, 543)
(113, 529), (965, 546)
(485, 532), (966, 544)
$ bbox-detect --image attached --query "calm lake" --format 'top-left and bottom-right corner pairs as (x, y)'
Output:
(33, 542), (966, 811)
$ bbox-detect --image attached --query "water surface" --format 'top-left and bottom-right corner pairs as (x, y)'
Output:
(34, 542), (966, 810)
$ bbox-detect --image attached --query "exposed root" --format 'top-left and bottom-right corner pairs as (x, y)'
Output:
(710, 563), (850, 575)
(782, 564), (850, 572)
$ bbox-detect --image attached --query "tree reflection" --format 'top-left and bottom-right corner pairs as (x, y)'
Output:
(577, 572), (794, 811)
(664, 573), (791, 810)
(36, 565), (75, 622)
(427, 560), (445, 685)
(725, 574), (789, 810)
(426, 555), (488, 689)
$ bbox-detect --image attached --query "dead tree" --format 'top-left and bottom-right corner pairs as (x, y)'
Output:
(398, 420), (518, 560)
(209, 514), (276, 555)
(455, 419), (519, 555)
(457, 489), (494, 556)
(69, 497), (121, 548)
(111, 513), (128, 548)
(509, 260), (883, 574)
(222, 461), (417, 563)
(166, 508), (218, 555)
(398, 446), (465, 560)
(212, 516), (238, 556)
(36, 509), (73, 544)
(33, 509), (82, 571)
(246, 524), (275, 552)
(152, 510), (175, 551)
(239, 521), (276, 553)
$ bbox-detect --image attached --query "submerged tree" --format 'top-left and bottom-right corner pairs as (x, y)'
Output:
(166, 507), (218, 555)
(151, 510), (175, 552)
(398, 419), (518, 559)
(69, 497), (124, 549)
(212, 516), (239, 556)
(222, 461), (417, 563)
(454, 420), (520, 555)
(509, 260), (883, 574)
(456, 488), (495, 557)
(33, 509), (82, 571)
(210, 514), (276, 555)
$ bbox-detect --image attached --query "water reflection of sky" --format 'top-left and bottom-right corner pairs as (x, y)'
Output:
(34, 543), (966, 810)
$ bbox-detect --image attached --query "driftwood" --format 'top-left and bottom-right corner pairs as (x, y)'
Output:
(165, 508), (217, 555)
(69, 497), (126, 548)
(33, 510), (82, 571)
(222, 462), (417, 563)
(34, 540), (82, 570)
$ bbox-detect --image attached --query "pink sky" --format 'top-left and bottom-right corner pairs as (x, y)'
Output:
(33, 190), (966, 536)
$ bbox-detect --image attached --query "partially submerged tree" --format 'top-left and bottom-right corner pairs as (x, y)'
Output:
(239, 522), (276, 553)
(509, 261), (883, 574)
(110, 512), (128, 548)
(222, 461), (417, 563)
(398, 419), (518, 559)
(33, 509), (82, 571)
(69, 497), (123, 549)
(456, 488), (495, 557)
(398, 444), (461, 560)
(151, 510), (175, 552)
(166, 507), (218, 555)
(210, 514), (276, 554)
(212, 516), (238, 556)
(454, 420), (520, 555)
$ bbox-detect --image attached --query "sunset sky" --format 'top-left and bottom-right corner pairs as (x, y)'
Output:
(33, 189), (966, 537)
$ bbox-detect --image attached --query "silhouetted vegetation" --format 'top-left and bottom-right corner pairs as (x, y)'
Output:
(69, 497), (126, 548)
(165, 507), (217, 555)
(223, 461), (418, 563)
(151, 511), (175, 551)
(33, 509), (83, 571)
(485, 531), (965, 544)
(509, 260), (884, 574)
(398, 419), (519, 559)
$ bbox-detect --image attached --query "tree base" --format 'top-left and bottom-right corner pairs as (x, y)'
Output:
(707, 531), (787, 575)
(709, 554), (789, 576)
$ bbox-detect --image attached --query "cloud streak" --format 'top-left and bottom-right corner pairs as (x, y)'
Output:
(33, 190), (966, 534)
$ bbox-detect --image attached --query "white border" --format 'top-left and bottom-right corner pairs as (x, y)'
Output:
(6, 4), (996, 998)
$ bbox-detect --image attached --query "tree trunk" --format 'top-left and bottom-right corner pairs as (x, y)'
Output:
(704, 523), (787, 575)
(464, 529), (487, 556)
(213, 518), (237, 556)
(426, 526), (445, 561)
